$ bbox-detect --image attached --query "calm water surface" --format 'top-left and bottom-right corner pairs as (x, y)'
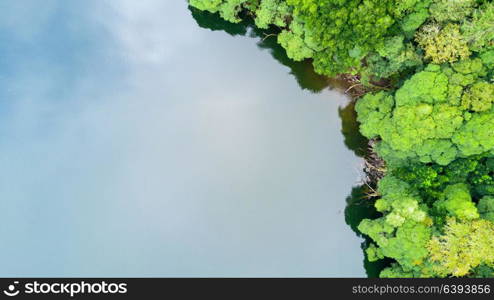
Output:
(0, 1), (369, 276)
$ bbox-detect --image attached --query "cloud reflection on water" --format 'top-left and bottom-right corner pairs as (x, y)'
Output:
(0, 0), (365, 276)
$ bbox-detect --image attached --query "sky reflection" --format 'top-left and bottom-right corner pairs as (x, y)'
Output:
(0, 0), (365, 276)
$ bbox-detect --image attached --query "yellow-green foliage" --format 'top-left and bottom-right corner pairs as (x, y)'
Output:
(416, 23), (470, 64)
(428, 218), (494, 277)
(429, 0), (476, 23)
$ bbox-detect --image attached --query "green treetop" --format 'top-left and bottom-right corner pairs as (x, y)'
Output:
(357, 62), (494, 166)
(433, 183), (479, 220)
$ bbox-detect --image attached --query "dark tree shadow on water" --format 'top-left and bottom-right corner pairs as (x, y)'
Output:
(345, 186), (391, 277)
(252, 27), (329, 93)
(341, 107), (389, 277)
(189, 6), (329, 93)
(190, 6), (249, 36)
(338, 91), (388, 276)
(338, 101), (368, 158)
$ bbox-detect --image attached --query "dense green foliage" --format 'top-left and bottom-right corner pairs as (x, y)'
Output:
(189, 0), (494, 278)
(356, 61), (494, 166)
(354, 0), (494, 277)
(284, 0), (396, 75)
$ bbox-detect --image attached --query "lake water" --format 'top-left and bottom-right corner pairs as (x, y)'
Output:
(0, 1), (370, 276)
